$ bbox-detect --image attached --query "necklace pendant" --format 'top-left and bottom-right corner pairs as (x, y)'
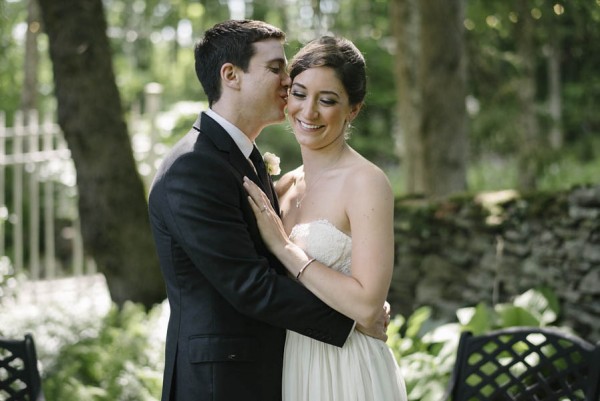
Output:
(296, 199), (301, 208)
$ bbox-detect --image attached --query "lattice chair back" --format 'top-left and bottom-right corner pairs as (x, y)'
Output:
(444, 327), (600, 401)
(0, 333), (45, 401)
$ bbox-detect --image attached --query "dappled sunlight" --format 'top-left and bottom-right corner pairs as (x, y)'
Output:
(0, 275), (169, 378)
(0, 275), (112, 364)
(475, 189), (519, 225)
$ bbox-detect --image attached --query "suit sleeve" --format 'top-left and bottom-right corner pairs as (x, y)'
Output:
(161, 151), (354, 346)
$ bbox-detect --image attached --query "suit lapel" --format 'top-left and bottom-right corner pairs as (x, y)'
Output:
(193, 113), (280, 213)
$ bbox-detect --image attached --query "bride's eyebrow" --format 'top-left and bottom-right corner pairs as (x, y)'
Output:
(319, 90), (340, 98)
(292, 83), (340, 98)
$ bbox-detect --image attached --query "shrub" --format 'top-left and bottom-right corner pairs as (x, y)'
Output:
(387, 288), (563, 401)
(1, 283), (569, 401)
(41, 302), (166, 401)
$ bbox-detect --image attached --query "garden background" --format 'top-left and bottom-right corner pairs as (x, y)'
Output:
(0, 0), (599, 400)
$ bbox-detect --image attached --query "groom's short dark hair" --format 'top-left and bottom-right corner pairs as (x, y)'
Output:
(194, 20), (286, 106)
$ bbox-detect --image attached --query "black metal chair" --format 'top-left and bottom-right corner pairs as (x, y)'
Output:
(443, 326), (600, 401)
(0, 333), (45, 401)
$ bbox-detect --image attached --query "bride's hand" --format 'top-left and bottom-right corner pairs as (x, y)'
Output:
(243, 176), (289, 252)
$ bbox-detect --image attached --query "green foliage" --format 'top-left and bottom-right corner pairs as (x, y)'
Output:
(387, 307), (460, 401)
(464, 0), (600, 192)
(468, 135), (600, 193)
(536, 136), (600, 190)
(349, 37), (398, 165)
(0, 286), (167, 401)
(257, 122), (303, 175)
(387, 287), (563, 401)
(41, 302), (165, 401)
(3, 0), (599, 195)
(0, 0), (27, 119)
(0, 282), (575, 401)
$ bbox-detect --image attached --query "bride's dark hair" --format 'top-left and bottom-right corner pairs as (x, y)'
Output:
(289, 36), (367, 106)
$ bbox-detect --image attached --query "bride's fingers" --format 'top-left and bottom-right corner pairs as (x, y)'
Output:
(243, 176), (262, 199)
(247, 195), (260, 214)
(243, 177), (270, 208)
(248, 195), (271, 222)
(244, 180), (271, 218)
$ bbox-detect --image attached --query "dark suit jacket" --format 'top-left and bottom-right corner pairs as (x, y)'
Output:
(148, 113), (354, 401)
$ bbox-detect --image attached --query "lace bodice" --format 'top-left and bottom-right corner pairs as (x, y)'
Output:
(289, 219), (352, 275)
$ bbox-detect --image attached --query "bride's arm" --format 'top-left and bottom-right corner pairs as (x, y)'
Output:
(289, 168), (394, 329)
(243, 168), (394, 329)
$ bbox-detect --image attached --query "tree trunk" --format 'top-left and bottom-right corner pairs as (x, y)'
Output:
(20, 0), (40, 114)
(37, 0), (165, 307)
(391, 0), (467, 197)
(515, 1), (541, 191)
(419, 0), (468, 197)
(390, 0), (426, 195)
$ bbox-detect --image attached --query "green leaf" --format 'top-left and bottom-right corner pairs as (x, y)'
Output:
(405, 306), (432, 339)
(461, 302), (494, 334)
(495, 305), (541, 327)
(513, 288), (558, 325)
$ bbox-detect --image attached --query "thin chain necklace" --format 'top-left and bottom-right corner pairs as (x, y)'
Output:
(295, 151), (345, 208)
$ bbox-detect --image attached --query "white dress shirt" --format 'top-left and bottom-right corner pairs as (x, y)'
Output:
(204, 109), (255, 160)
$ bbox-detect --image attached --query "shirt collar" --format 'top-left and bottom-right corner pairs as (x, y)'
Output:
(205, 109), (254, 158)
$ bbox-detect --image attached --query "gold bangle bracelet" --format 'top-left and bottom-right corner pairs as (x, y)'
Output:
(296, 257), (316, 281)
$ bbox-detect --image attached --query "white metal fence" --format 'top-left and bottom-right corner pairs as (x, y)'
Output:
(0, 84), (189, 287)
(0, 109), (94, 281)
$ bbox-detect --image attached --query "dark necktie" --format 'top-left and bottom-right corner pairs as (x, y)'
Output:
(249, 146), (274, 202)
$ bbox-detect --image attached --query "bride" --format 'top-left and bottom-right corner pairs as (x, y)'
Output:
(244, 36), (407, 401)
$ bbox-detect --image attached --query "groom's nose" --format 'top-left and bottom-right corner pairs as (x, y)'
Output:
(281, 72), (291, 88)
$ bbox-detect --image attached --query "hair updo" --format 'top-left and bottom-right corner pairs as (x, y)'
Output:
(289, 36), (367, 106)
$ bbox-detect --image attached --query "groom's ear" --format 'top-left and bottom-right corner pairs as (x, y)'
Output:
(221, 63), (241, 90)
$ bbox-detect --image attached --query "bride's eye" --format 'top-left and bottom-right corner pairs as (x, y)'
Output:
(291, 90), (306, 99)
(320, 98), (337, 106)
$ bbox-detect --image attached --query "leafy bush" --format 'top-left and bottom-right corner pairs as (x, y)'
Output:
(387, 288), (563, 401)
(0, 283), (167, 401)
(1, 283), (570, 401)
(41, 302), (166, 401)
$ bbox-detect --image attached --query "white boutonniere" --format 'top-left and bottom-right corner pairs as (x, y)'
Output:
(263, 152), (281, 176)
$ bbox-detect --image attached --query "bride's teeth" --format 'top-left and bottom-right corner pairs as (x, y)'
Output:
(300, 121), (321, 129)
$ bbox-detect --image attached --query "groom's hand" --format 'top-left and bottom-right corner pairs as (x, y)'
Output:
(355, 301), (391, 342)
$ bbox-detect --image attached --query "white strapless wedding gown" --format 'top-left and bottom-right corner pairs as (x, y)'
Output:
(283, 220), (407, 401)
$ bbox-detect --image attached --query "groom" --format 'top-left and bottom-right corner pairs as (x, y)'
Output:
(149, 20), (385, 401)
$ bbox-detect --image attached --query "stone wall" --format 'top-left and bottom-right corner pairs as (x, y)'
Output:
(389, 185), (600, 342)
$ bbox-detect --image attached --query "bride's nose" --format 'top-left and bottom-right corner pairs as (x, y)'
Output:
(301, 101), (319, 120)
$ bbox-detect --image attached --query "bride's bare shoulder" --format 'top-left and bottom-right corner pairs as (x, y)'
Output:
(345, 152), (392, 195)
(274, 166), (303, 198)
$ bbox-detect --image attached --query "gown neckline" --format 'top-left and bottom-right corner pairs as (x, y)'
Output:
(290, 219), (351, 240)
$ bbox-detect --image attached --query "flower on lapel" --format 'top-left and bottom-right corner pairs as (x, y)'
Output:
(263, 152), (281, 176)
